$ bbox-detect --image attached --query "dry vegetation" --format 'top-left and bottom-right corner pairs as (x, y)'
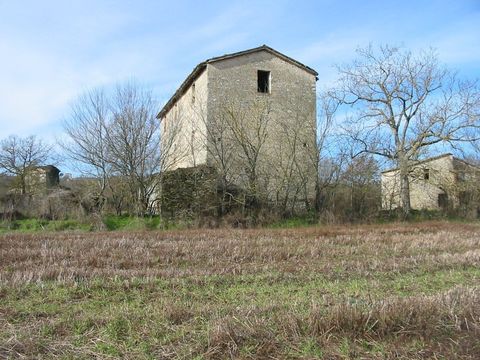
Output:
(1, 222), (480, 359)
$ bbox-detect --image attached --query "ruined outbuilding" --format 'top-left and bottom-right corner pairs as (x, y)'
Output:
(381, 154), (480, 213)
(27, 165), (61, 194)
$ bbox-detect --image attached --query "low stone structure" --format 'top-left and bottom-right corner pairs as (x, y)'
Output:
(160, 165), (219, 219)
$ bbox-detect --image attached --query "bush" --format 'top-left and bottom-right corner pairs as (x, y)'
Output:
(102, 215), (175, 231)
(0, 218), (91, 233)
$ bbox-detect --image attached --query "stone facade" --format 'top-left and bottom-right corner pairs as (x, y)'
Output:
(381, 154), (479, 211)
(25, 165), (60, 195)
(160, 165), (218, 218)
(160, 68), (209, 169)
(158, 46), (318, 212)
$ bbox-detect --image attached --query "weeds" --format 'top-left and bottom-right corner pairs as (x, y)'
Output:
(1, 222), (479, 358)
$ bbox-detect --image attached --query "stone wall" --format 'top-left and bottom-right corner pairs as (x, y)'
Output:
(381, 155), (457, 210)
(161, 69), (209, 170)
(206, 50), (317, 206)
(160, 165), (219, 219)
(160, 48), (318, 212)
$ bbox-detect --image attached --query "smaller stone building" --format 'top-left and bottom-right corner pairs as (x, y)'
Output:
(381, 154), (480, 212)
(26, 165), (61, 194)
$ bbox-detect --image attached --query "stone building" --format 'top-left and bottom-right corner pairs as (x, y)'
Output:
(381, 154), (480, 212)
(25, 165), (61, 195)
(157, 45), (318, 216)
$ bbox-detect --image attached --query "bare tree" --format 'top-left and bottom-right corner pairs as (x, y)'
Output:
(221, 97), (272, 215)
(0, 135), (52, 194)
(61, 89), (111, 211)
(341, 154), (380, 221)
(190, 90), (318, 219)
(192, 95), (240, 216)
(106, 83), (163, 215)
(313, 93), (341, 212)
(266, 92), (318, 215)
(272, 116), (307, 214)
(332, 45), (480, 215)
(63, 82), (179, 215)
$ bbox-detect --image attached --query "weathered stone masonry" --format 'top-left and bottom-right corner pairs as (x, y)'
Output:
(158, 45), (318, 216)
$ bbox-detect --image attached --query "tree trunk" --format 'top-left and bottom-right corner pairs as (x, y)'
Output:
(20, 174), (26, 195)
(399, 166), (411, 217)
(314, 177), (321, 213)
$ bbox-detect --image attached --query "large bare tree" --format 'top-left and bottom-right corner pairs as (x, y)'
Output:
(0, 135), (52, 194)
(191, 93), (240, 216)
(333, 45), (480, 215)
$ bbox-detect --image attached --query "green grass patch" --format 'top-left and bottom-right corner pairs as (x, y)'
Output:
(2, 265), (479, 358)
(267, 213), (318, 228)
(0, 218), (92, 233)
(102, 215), (187, 231)
(0, 215), (186, 233)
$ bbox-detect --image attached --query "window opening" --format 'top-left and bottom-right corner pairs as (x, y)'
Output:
(423, 168), (429, 180)
(257, 70), (270, 93)
(438, 193), (448, 208)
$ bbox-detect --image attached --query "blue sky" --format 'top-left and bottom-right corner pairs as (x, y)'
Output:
(1, 0), (479, 142)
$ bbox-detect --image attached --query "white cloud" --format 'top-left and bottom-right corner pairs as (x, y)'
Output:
(0, 39), (75, 138)
(294, 32), (373, 88)
(0, 2), (167, 140)
(0, 0), (479, 144)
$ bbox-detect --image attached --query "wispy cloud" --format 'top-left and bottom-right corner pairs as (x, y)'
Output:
(427, 13), (480, 66)
(0, 1), (160, 140)
(0, 0), (479, 143)
(294, 32), (373, 88)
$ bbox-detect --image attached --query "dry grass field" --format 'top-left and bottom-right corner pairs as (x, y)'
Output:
(1, 222), (480, 359)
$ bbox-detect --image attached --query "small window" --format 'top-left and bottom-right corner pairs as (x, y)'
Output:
(257, 70), (270, 93)
(423, 168), (429, 180)
(456, 171), (466, 182)
(192, 83), (196, 104)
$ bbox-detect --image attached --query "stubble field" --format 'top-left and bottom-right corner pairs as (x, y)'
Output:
(1, 222), (480, 359)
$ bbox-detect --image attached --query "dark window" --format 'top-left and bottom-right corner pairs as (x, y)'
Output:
(257, 70), (270, 93)
(192, 83), (196, 104)
(423, 168), (429, 180)
(459, 191), (469, 206)
(438, 193), (448, 209)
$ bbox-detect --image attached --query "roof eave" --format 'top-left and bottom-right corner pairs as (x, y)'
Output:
(381, 153), (454, 174)
(156, 62), (207, 119)
(205, 45), (318, 77)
